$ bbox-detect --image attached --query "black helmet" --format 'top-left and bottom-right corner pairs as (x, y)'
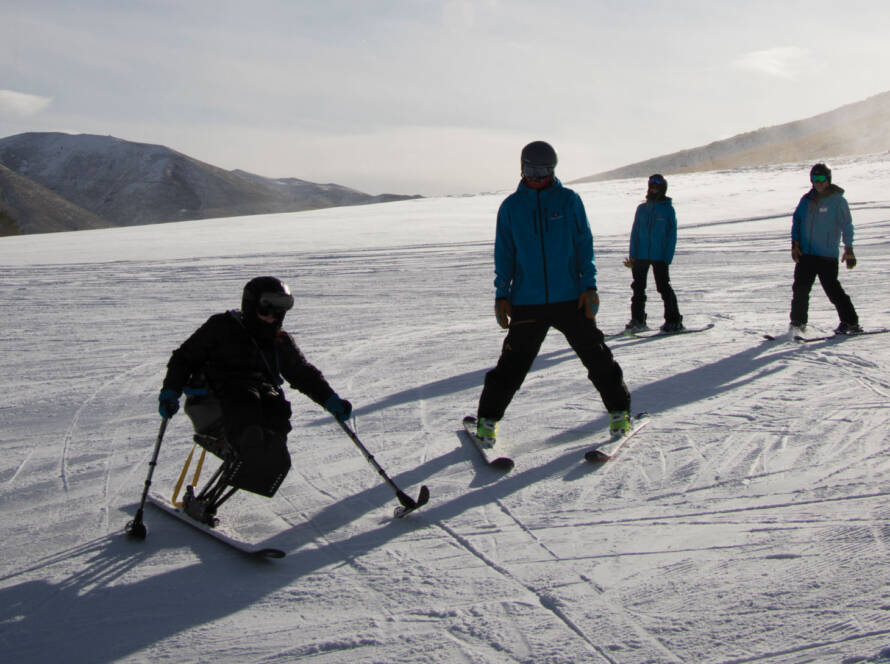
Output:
(242, 276), (294, 321)
(647, 173), (667, 199)
(520, 141), (557, 178)
(810, 162), (831, 184)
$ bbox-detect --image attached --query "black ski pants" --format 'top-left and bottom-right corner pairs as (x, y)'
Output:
(477, 301), (630, 421)
(790, 254), (858, 326)
(220, 384), (293, 497)
(631, 259), (681, 323)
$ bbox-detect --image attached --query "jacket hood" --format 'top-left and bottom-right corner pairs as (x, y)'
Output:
(807, 183), (844, 200)
(517, 176), (563, 194)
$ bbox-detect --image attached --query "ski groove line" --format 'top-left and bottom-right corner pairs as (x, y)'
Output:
(793, 352), (890, 398)
(276, 494), (399, 627)
(433, 520), (620, 663)
(489, 496), (685, 662)
(2, 448), (35, 493)
(59, 361), (151, 492)
(717, 626), (890, 664)
(572, 488), (890, 528)
(494, 499), (561, 560)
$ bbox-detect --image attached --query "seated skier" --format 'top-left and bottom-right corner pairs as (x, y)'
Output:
(157, 276), (352, 524)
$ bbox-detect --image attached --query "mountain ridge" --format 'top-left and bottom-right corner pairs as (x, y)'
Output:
(0, 132), (420, 235)
(570, 89), (890, 184)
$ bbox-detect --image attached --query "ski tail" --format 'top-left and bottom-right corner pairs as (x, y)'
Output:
(585, 412), (650, 463)
(462, 416), (514, 471)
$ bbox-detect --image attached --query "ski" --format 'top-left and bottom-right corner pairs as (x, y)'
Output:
(148, 492), (285, 559)
(627, 322), (715, 338)
(795, 328), (890, 343)
(462, 416), (514, 471)
(764, 328), (889, 343)
(605, 329), (636, 339)
(585, 413), (650, 463)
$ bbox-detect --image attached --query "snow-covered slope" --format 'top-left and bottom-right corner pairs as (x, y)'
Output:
(2, 155), (890, 663)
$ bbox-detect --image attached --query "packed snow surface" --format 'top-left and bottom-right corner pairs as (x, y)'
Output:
(2, 154), (890, 663)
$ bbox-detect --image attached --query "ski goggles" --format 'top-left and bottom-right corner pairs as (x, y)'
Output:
(810, 174), (828, 183)
(648, 174), (666, 187)
(521, 163), (554, 179)
(256, 291), (294, 315)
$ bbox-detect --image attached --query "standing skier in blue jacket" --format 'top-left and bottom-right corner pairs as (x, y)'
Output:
(789, 163), (861, 334)
(474, 141), (631, 442)
(624, 174), (683, 332)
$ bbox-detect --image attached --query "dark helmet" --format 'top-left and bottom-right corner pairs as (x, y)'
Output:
(242, 276), (294, 323)
(647, 173), (668, 198)
(810, 162), (832, 184)
(520, 141), (558, 178)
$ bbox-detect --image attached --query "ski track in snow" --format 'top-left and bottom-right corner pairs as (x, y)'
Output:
(3, 157), (890, 663)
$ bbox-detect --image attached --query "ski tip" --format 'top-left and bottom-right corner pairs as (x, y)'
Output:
(585, 449), (611, 463)
(490, 457), (515, 472)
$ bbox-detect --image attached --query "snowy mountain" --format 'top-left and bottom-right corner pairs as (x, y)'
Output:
(0, 132), (420, 235)
(2, 153), (890, 663)
(572, 89), (890, 183)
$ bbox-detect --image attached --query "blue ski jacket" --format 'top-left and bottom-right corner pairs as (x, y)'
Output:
(791, 185), (853, 258)
(494, 178), (597, 305)
(629, 197), (677, 264)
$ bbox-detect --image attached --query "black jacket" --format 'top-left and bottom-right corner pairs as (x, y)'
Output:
(162, 311), (335, 406)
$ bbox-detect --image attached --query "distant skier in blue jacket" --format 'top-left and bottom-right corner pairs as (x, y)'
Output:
(624, 174), (683, 332)
(789, 163), (860, 334)
(474, 141), (631, 442)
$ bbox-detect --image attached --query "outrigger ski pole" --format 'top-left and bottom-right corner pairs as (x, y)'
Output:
(125, 417), (169, 540)
(337, 419), (430, 518)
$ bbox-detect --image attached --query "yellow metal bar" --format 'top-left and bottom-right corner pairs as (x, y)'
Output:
(191, 447), (206, 490)
(172, 442), (196, 507)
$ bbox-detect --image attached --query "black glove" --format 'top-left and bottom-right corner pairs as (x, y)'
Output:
(842, 246), (856, 269)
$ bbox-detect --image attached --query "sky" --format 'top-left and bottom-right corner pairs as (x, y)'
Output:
(2, 0), (890, 197)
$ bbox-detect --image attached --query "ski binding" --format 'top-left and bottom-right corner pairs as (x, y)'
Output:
(462, 416), (514, 471)
(585, 413), (650, 463)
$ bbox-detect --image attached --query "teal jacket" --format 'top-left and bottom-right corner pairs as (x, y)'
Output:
(494, 178), (597, 305)
(629, 197), (677, 264)
(791, 185), (853, 258)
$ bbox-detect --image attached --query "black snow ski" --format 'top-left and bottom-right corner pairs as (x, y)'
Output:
(148, 492), (285, 558)
(626, 323), (715, 339)
(585, 413), (650, 463)
(764, 328), (890, 343)
(462, 416), (514, 472)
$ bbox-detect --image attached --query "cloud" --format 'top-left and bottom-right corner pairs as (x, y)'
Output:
(732, 47), (809, 78)
(0, 89), (52, 116)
